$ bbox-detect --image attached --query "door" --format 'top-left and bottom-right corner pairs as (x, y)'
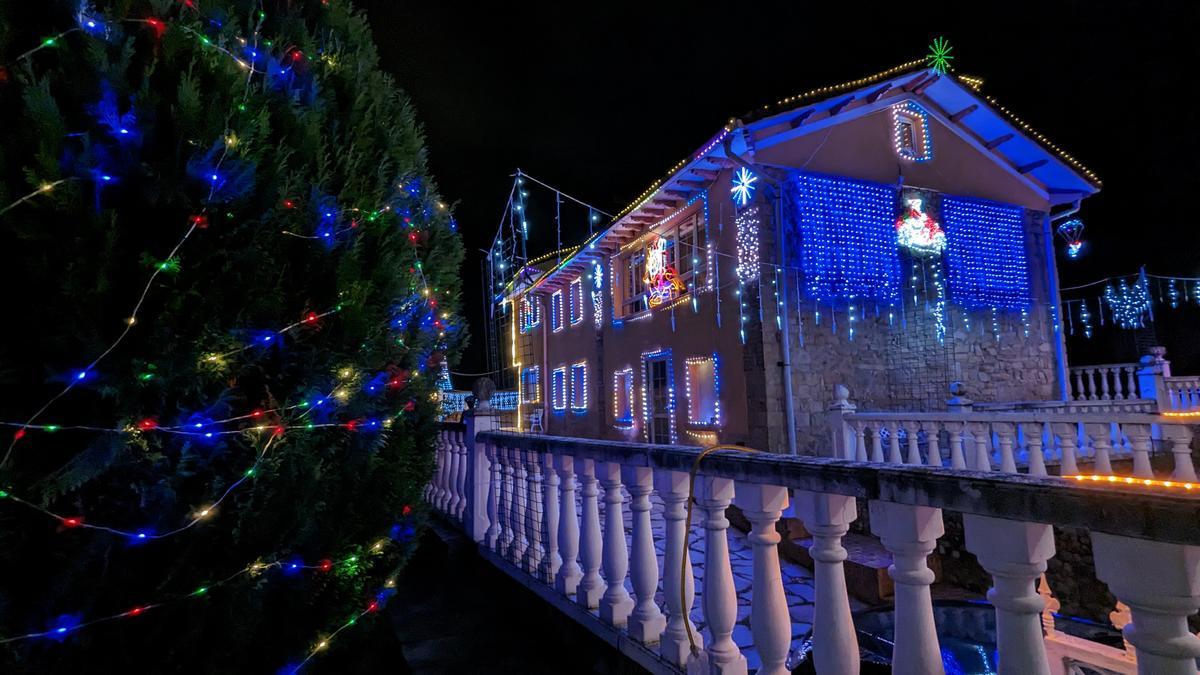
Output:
(647, 357), (671, 444)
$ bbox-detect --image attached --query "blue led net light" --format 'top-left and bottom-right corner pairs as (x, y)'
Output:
(783, 173), (901, 304)
(942, 196), (1032, 311)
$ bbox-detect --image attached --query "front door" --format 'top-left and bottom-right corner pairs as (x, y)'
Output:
(647, 357), (671, 444)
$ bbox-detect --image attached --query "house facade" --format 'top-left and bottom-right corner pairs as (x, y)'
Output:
(504, 61), (1100, 454)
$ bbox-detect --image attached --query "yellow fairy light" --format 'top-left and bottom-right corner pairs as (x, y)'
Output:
(1163, 410), (1200, 419)
(338, 368), (354, 379)
(1069, 474), (1195, 491)
(196, 506), (213, 518)
(125, 316), (137, 326)
(333, 388), (350, 403)
(316, 640), (329, 651)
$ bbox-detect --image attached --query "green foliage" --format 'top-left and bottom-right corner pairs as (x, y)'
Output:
(0, 1), (463, 671)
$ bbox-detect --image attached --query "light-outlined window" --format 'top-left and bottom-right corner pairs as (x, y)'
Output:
(612, 368), (634, 427)
(570, 362), (587, 412)
(685, 354), (720, 427)
(520, 366), (540, 404)
(615, 211), (708, 318)
(551, 290), (564, 332)
(520, 295), (540, 333)
(892, 101), (933, 162)
(551, 366), (566, 411)
(569, 278), (584, 326)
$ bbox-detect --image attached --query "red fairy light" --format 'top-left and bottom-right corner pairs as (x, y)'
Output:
(367, 601), (379, 613)
(145, 18), (166, 37)
(304, 312), (319, 324)
(128, 606), (146, 616)
(251, 409), (263, 418)
(13, 428), (26, 441)
(344, 420), (358, 431)
(282, 199), (296, 209)
(403, 401), (415, 412)
(292, 51), (303, 61)
(318, 559), (333, 572)
(273, 425), (285, 436)
(401, 504), (412, 516)
(62, 517), (83, 528)
(137, 418), (158, 431)
(0, 66), (10, 85)
(191, 214), (208, 229)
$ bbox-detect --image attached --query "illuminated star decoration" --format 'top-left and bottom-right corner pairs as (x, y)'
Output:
(730, 166), (758, 207)
(926, 36), (954, 75)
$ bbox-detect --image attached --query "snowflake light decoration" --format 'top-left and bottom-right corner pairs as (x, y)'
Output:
(731, 166), (758, 207)
(926, 36), (954, 76)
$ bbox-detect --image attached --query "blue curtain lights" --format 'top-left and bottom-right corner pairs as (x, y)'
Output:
(1104, 271), (1152, 329)
(783, 172), (901, 305)
(942, 196), (1033, 311)
(591, 263), (605, 328)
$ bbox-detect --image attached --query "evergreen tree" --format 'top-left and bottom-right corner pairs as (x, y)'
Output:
(0, 1), (464, 671)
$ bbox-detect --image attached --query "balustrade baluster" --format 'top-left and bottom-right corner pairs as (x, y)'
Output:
(599, 462), (634, 627)
(996, 422), (1017, 474)
(623, 466), (665, 644)
(555, 455), (583, 596)
(1053, 423), (1079, 476)
(454, 431), (469, 521)
(1073, 369), (1086, 401)
(655, 470), (702, 667)
(795, 491), (860, 675)
(447, 431), (462, 515)
(1114, 368), (1128, 400)
(1125, 424), (1153, 478)
(972, 422), (992, 471)
(736, 484), (791, 675)
(854, 422), (868, 462)
(925, 422), (942, 467)
(1164, 425), (1198, 482)
(870, 423), (885, 463)
(1087, 368), (1100, 401)
(1025, 422), (1047, 476)
(1084, 422), (1114, 475)
(540, 451), (561, 583)
(484, 441), (502, 550)
(887, 421), (903, 464)
(698, 476), (748, 674)
(509, 447), (528, 565)
(949, 422), (967, 470)
(498, 445), (515, 556)
(964, 515), (1055, 675)
(1093, 533), (1200, 675)
(870, 501), (946, 675)
(576, 459), (605, 608)
(1099, 368), (1113, 401)
(523, 450), (546, 575)
(904, 421), (922, 465)
(1124, 367), (1139, 400)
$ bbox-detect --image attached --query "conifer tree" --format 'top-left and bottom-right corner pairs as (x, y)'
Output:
(0, 1), (463, 670)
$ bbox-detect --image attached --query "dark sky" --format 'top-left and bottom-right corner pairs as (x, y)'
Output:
(358, 1), (1200, 375)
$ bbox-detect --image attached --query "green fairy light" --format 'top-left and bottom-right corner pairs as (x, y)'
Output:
(0, 489), (9, 499)
(191, 586), (208, 596)
(244, 468), (255, 478)
(45, 425), (60, 432)
(42, 38), (56, 47)
(926, 36), (954, 75)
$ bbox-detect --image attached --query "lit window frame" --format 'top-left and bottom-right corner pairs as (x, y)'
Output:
(551, 290), (564, 332)
(684, 353), (721, 428)
(551, 366), (567, 411)
(569, 361), (588, 413)
(612, 368), (635, 429)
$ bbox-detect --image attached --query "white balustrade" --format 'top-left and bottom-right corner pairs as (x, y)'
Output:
(1070, 363), (1142, 402)
(454, 429), (468, 521)
(424, 416), (1200, 675)
(1165, 376), (1200, 412)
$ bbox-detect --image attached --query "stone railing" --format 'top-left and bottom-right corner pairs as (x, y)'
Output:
(829, 386), (1197, 482)
(1165, 376), (1200, 413)
(1068, 363), (1143, 402)
(427, 414), (1200, 675)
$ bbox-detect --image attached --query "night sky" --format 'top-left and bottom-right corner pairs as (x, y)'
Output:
(358, 1), (1200, 376)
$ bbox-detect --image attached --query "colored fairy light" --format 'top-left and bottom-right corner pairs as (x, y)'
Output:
(784, 173), (900, 303)
(892, 101), (934, 163)
(942, 196), (1032, 311)
(643, 235), (685, 307)
(569, 278), (584, 325)
(551, 366), (566, 411)
(926, 36), (954, 75)
(612, 368), (634, 428)
(1056, 218), (1085, 259)
(570, 361), (588, 413)
(551, 290), (564, 332)
(730, 166), (757, 207)
(895, 196), (946, 256)
(1078, 299), (1093, 338)
(639, 348), (676, 444)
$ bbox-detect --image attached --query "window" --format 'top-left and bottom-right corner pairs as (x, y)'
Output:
(570, 362), (587, 412)
(624, 253), (647, 315)
(569, 278), (584, 325)
(612, 369), (634, 427)
(641, 350), (675, 444)
(551, 290), (564, 332)
(897, 119), (916, 151)
(520, 366), (540, 404)
(519, 295), (540, 333)
(551, 366), (566, 411)
(616, 212), (708, 317)
(677, 214), (708, 288)
(892, 101), (933, 162)
(685, 355), (720, 426)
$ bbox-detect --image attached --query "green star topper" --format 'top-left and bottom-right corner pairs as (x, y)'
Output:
(926, 36), (954, 75)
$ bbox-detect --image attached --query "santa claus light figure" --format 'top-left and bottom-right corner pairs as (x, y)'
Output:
(895, 196), (946, 257)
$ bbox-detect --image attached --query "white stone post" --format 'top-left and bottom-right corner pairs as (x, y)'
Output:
(540, 451), (561, 583)
(1052, 423), (1079, 476)
(576, 458), (606, 609)
(1092, 533), (1200, 675)
(904, 421), (922, 465)
(1164, 425), (1197, 482)
(554, 455), (582, 596)
(1025, 422), (1047, 477)
(447, 430), (462, 515)
(971, 422), (992, 472)
(794, 490), (860, 675)
(434, 430), (450, 511)
(599, 462), (634, 627)
(454, 429), (469, 521)
(623, 465), (665, 643)
(948, 422), (967, 470)
(887, 421), (903, 464)
(523, 449), (546, 575)
(1085, 422), (1114, 476)
(509, 447), (528, 565)
(870, 501), (945, 675)
(484, 441), (502, 550)
(697, 476), (748, 675)
(735, 484), (791, 675)
(963, 514), (1056, 675)
(1136, 352), (1170, 408)
(828, 384), (857, 460)
(1125, 424), (1153, 479)
(656, 469), (702, 667)
(996, 423), (1017, 474)
(464, 412), (499, 541)
(498, 445), (515, 556)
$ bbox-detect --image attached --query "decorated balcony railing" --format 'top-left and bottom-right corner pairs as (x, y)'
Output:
(1068, 363), (1143, 403)
(830, 385), (1197, 482)
(1165, 376), (1200, 413)
(426, 411), (1200, 675)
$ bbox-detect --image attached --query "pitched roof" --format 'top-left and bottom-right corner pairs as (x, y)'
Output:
(518, 61), (1100, 295)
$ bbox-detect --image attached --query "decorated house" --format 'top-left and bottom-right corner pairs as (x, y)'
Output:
(502, 59), (1101, 454)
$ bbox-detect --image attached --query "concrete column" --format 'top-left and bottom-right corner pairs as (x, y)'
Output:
(623, 465), (665, 643)
(656, 469), (702, 666)
(870, 500), (945, 675)
(795, 490), (860, 675)
(576, 458), (605, 609)
(697, 476), (747, 675)
(554, 455), (583, 597)
(735, 483), (791, 675)
(599, 462), (633, 627)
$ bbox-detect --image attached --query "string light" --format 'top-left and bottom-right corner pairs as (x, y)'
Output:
(550, 290), (564, 332)
(639, 348), (676, 444)
(892, 101), (934, 162)
(569, 278), (584, 325)
(570, 361), (588, 413)
(591, 263), (605, 328)
(1104, 271), (1151, 329)
(1068, 474), (1195, 490)
(684, 354), (721, 427)
(520, 366), (540, 404)
(551, 366), (566, 412)
(730, 166), (757, 207)
(734, 206), (761, 284)
(612, 368), (634, 428)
